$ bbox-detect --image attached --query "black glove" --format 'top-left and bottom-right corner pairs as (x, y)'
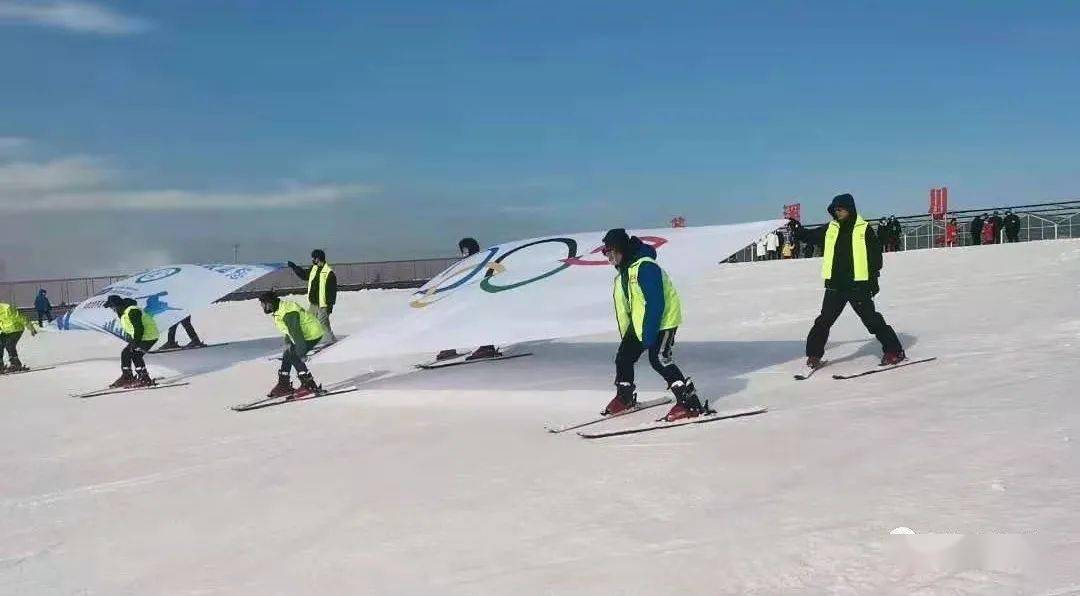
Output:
(287, 260), (297, 268)
(870, 278), (880, 297)
(325, 304), (333, 314)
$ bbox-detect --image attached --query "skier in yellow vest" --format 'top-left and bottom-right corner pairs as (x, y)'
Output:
(600, 229), (707, 422)
(0, 302), (38, 374)
(287, 249), (338, 346)
(102, 295), (159, 387)
(789, 193), (905, 369)
(259, 291), (324, 399)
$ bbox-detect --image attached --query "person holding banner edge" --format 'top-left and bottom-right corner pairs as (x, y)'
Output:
(287, 249), (337, 346)
(601, 228), (708, 422)
(158, 316), (207, 351)
(103, 295), (159, 388)
(788, 193), (905, 369)
(432, 237), (501, 362)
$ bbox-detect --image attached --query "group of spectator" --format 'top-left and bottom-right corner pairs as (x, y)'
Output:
(751, 208), (1027, 261)
(877, 216), (903, 252)
(754, 230), (813, 260)
(967, 210), (1022, 245)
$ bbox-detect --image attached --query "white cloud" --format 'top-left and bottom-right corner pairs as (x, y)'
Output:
(0, 156), (109, 192)
(0, 155), (378, 211)
(0, 137), (27, 153)
(0, 1), (150, 35)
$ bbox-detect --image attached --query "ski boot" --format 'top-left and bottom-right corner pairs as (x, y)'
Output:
(466, 345), (501, 361)
(0, 363), (7, 375)
(109, 369), (136, 388)
(6, 359), (29, 373)
(133, 368), (156, 387)
(806, 356), (824, 369)
(158, 340), (181, 351)
(602, 382), (638, 415)
(436, 349), (461, 361)
(267, 373), (294, 398)
(880, 351), (907, 366)
(290, 371), (321, 399)
(661, 379), (707, 422)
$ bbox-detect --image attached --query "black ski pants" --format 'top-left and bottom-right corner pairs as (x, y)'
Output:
(615, 328), (685, 387)
(167, 316), (201, 344)
(806, 288), (902, 358)
(279, 337), (320, 377)
(1, 331), (22, 365)
(121, 340), (156, 370)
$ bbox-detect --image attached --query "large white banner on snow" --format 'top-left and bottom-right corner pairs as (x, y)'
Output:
(317, 220), (785, 362)
(59, 263), (280, 340)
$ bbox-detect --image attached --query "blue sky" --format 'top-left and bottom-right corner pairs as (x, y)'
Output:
(1, 0), (1079, 278)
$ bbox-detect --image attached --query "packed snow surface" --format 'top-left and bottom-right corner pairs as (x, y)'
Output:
(2, 240), (1079, 595)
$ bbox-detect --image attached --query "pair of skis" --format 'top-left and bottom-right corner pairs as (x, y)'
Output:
(794, 357), (937, 381)
(151, 342), (229, 354)
(230, 384), (360, 412)
(70, 376), (190, 399)
(546, 397), (768, 439)
(230, 370), (387, 412)
(415, 351), (533, 370)
(1, 366), (56, 377)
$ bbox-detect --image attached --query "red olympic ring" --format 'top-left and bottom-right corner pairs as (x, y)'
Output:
(561, 236), (668, 266)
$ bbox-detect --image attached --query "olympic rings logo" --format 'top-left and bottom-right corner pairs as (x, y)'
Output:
(410, 236), (668, 308)
(134, 267), (182, 283)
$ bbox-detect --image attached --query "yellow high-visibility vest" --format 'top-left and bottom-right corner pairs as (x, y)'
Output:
(307, 264), (334, 308)
(120, 305), (159, 342)
(273, 300), (324, 343)
(614, 257), (682, 339)
(0, 303), (31, 334)
(822, 216), (870, 281)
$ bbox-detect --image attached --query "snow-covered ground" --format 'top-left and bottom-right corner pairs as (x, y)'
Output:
(2, 240), (1079, 595)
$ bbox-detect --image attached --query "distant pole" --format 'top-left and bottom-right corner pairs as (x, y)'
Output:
(233, 244), (239, 263)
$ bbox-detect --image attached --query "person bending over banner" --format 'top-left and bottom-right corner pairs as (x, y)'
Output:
(433, 237), (501, 362)
(0, 301), (38, 373)
(788, 193), (905, 369)
(600, 228), (708, 422)
(103, 295), (159, 388)
(287, 249), (338, 346)
(259, 291), (323, 399)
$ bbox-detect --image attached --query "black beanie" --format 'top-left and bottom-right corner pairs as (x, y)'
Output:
(827, 193), (857, 217)
(458, 237), (480, 256)
(311, 249), (326, 261)
(602, 228), (632, 254)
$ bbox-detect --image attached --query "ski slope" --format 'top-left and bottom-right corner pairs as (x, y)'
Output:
(2, 240), (1079, 595)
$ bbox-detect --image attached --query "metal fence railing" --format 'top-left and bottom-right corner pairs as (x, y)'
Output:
(726, 199), (1080, 264)
(0, 257), (459, 310)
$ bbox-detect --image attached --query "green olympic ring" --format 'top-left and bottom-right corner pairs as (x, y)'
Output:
(479, 238), (578, 293)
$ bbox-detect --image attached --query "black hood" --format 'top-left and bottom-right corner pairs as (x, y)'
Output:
(827, 193), (858, 220)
